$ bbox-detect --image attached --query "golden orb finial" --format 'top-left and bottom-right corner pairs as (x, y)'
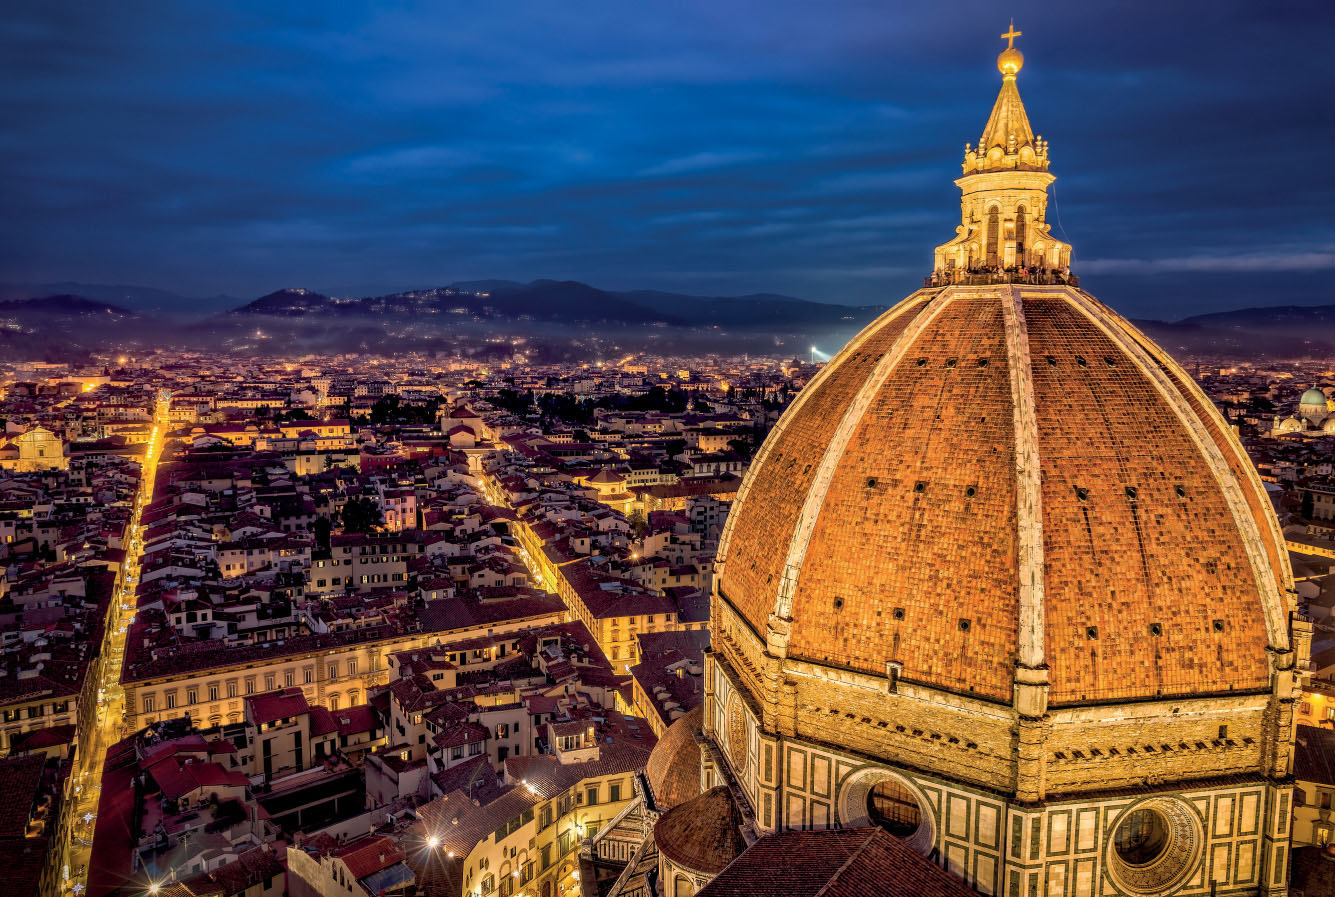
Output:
(998, 20), (1023, 78)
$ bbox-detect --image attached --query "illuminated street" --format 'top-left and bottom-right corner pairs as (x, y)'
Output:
(51, 396), (167, 897)
(478, 472), (555, 595)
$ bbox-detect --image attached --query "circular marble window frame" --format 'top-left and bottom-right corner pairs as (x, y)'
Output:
(1104, 796), (1203, 896)
(836, 766), (936, 855)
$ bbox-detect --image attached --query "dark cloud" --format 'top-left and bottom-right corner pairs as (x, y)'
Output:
(1, 0), (1332, 318)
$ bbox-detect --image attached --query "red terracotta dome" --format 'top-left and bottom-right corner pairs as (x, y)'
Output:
(645, 704), (703, 811)
(653, 786), (746, 876)
(716, 286), (1292, 706)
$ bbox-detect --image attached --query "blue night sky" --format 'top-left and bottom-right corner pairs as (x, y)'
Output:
(2, 0), (1332, 318)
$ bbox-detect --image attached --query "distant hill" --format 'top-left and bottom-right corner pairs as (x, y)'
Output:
(616, 288), (874, 327)
(231, 281), (681, 325)
(1178, 305), (1335, 330)
(230, 279), (882, 329)
(0, 294), (135, 317)
(234, 288), (337, 317)
(12, 275), (1335, 362)
(1134, 304), (1335, 357)
(0, 293), (148, 361)
(0, 281), (241, 317)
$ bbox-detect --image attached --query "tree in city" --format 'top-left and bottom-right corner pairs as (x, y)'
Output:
(727, 428), (765, 461)
(626, 508), (648, 540)
(351, 394), (446, 427)
(493, 388), (535, 416)
(1302, 489), (1315, 521)
(340, 497), (384, 534)
(313, 516), (333, 551)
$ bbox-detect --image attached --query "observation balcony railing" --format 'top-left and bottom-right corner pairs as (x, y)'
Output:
(924, 270), (1079, 288)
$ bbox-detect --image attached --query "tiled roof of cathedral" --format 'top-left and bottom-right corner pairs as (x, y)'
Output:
(717, 287), (1292, 706)
(694, 828), (975, 897)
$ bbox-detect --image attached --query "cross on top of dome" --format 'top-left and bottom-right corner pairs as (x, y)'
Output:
(998, 20), (1024, 77)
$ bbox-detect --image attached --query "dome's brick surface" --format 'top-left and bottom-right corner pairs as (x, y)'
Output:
(1023, 297), (1270, 702)
(786, 297), (1020, 699)
(720, 301), (927, 631)
(717, 287), (1286, 707)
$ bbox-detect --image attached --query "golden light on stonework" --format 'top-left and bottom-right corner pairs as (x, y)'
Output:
(726, 693), (748, 772)
(998, 20), (1023, 77)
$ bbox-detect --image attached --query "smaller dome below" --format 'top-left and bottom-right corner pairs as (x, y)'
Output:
(1278, 417), (1304, 433)
(645, 705), (703, 812)
(653, 786), (746, 875)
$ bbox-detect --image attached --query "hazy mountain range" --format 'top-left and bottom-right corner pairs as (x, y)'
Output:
(228, 280), (879, 328)
(4, 279), (1335, 361)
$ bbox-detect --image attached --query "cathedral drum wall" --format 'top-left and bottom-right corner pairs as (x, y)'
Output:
(1001, 782), (1293, 897)
(1041, 695), (1270, 794)
(784, 665), (1017, 791)
(710, 633), (1294, 896)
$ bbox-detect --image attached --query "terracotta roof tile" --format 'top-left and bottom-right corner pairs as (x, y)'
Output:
(652, 786), (745, 874)
(696, 828), (975, 897)
(645, 705), (703, 811)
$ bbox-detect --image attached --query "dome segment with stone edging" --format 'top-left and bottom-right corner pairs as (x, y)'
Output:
(645, 704), (703, 812)
(715, 285), (1293, 707)
(1300, 388), (1327, 407)
(652, 786), (747, 876)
